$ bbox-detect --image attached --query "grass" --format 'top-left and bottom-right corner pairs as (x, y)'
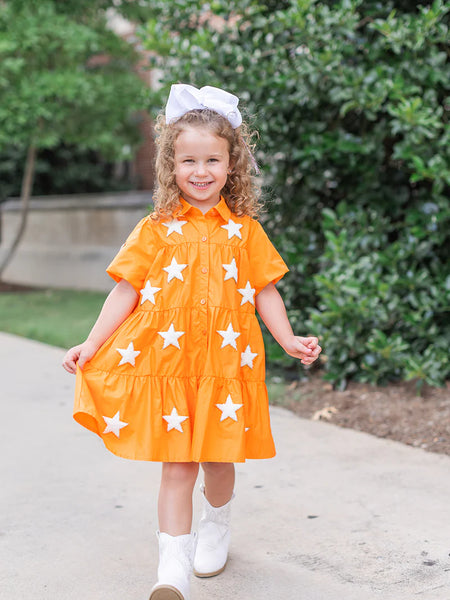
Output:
(0, 288), (107, 348)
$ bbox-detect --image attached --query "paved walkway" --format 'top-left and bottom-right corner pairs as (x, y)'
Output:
(1, 332), (449, 600)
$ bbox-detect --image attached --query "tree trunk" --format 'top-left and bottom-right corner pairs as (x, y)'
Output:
(0, 143), (37, 279)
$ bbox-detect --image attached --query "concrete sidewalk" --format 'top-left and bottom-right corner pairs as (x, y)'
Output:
(1, 332), (449, 600)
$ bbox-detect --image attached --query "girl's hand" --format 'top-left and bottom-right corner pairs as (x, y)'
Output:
(62, 340), (99, 374)
(283, 335), (322, 366)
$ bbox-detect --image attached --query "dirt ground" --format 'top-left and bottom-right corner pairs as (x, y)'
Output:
(277, 374), (450, 456)
(1, 280), (449, 457)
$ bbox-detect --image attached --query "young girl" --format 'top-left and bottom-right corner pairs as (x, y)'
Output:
(63, 83), (321, 600)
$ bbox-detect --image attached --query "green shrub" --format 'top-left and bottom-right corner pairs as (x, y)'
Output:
(308, 198), (449, 389)
(140, 0), (449, 386)
(0, 144), (135, 202)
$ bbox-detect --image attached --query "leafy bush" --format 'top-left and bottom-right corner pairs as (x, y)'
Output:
(0, 144), (136, 202)
(308, 198), (449, 389)
(139, 0), (449, 386)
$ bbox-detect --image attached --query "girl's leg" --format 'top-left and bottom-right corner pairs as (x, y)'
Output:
(150, 462), (199, 599)
(201, 461), (235, 506)
(158, 461), (200, 535)
(194, 462), (235, 578)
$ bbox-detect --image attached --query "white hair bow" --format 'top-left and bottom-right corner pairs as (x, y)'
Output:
(165, 84), (242, 128)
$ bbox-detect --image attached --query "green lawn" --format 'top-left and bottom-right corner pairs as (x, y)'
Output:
(0, 288), (107, 348)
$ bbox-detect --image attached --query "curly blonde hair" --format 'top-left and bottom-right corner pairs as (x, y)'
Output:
(152, 108), (263, 220)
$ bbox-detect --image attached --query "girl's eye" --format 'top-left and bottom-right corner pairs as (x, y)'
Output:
(208, 158), (218, 163)
(183, 159), (194, 163)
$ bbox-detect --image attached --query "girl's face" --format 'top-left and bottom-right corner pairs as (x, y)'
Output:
(174, 126), (230, 213)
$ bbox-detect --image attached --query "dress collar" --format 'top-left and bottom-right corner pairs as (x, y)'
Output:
(176, 196), (231, 221)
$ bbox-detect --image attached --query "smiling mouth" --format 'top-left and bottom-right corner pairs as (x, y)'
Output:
(190, 182), (213, 189)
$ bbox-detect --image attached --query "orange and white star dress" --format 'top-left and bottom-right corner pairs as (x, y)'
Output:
(73, 197), (288, 462)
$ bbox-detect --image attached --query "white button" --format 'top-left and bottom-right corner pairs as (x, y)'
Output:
(201, 236), (207, 242)
(201, 267), (208, 274)
(200, 298), (206, 305)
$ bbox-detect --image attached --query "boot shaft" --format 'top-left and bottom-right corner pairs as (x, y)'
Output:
(151, 532), (196, 600)
(199, 484), (234, 526)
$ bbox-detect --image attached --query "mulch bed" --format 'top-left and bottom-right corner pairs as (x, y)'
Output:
(281, 375), (450, 456)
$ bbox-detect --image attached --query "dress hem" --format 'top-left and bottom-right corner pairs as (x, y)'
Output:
(73, 410), (276, 464)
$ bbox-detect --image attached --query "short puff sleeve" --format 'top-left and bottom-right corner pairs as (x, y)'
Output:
(106, 216), (154, 292)
(247, 220), (289, 295)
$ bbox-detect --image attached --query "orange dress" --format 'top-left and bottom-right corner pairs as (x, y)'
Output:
(74, 197), (288, 462)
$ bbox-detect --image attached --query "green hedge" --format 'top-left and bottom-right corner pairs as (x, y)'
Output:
(0, 144), (135, 202)
(142, 0), (449, 387)
(308, 199), (449, 389)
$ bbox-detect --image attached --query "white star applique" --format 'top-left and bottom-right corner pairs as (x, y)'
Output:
(241, 345), (258, 368)
(222, 257), (238, 283)
(158, 323), (185, 349)
(216, 394), (243, 422)
(163, 407), (189, 433)
(221, 219), (243, 240)
(116, 342), (140, 366)
(237, 281), (256, 306)
(140, 280), (162, 305)
(163, 257), (188, 283)
(103, 411), (128, 437)
(217, 322), (241, 350)
(163, 218), (188, 237)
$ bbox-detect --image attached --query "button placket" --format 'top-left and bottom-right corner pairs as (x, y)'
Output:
(197, 217), (210, 349)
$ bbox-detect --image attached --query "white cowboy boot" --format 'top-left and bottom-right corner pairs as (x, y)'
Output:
(150, 531), (195, 600)
(193, 484), (234, 578)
